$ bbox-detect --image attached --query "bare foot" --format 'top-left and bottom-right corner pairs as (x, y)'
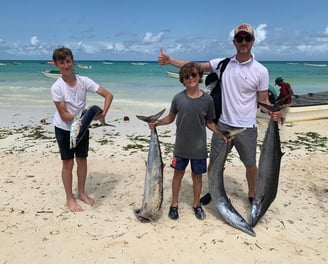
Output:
(67, 198), (83, 212)
(78, 193), (95, 206)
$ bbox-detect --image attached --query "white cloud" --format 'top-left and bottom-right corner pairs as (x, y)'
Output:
(142, 32), (164, 43)
(1, 24), (328, 60)
(104, 42), (115, 51)
(297, 43), (328, 53)
(113, 42), (126, 52)
(277, 45), (290, 52)
(254, 24), (267, 44)
(30, 36), (39, 46)
(315, 37), (328, 43)
(80, 43), (99, 54)
(324, 26), (328, 35)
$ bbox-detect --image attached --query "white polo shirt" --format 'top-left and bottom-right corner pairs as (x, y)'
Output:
(209, 55), (269, 127)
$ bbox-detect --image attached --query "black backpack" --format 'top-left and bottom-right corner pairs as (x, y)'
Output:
(206, 58), (230, 123)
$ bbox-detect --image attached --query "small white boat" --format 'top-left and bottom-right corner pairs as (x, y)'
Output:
(165, 70), (209, 81)
(304, 63), (327, 67)
(131, 62), (148, 66)
(257, 91), (328, 122)
(42, 69), (61, 78)
(102, 61), (113, 65)
(165, 71), (179, 78)
(76, 64), (93, 69)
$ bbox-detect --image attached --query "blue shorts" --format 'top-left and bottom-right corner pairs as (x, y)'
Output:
(55, 126), (89, 160)
(170, 156), (207, 174)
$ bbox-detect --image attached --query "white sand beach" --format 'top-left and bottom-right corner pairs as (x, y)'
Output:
(0, 108), (327, 264)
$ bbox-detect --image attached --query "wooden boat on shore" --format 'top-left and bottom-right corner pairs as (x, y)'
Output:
(165, 70), (209, 81)
(257, 91), (328, 122)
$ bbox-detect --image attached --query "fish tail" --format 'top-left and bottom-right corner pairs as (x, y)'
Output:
(136, 108), (166, 123)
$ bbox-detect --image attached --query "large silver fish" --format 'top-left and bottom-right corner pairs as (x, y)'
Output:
(70, 105), (102, 149)
(134, 109), (165, 222)
(209, 128), (256, 236)
(70, 110), (83, 149)
(250, 116), (284, 227)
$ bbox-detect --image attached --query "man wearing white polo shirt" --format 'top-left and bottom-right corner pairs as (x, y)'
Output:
(157, 23), (281, 206)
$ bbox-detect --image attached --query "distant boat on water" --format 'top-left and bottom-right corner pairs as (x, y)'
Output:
(42, 69), (61, 78)
(131, 62), (148, 66)
(304, 63), (327, 67)
(165, 71), (180, 78)
(41, 61), (54, 65)
(165, 70), (208, 81)
(102, 61), (113, 65)
(42, 69), (79, 78)
(76, 63), (93, 69)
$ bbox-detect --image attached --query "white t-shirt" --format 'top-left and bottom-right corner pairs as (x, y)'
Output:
(209, 55), (269, 127)
(51, 75), (99, 131)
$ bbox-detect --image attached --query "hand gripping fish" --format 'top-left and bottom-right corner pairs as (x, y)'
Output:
(134, 109), (165, 222)
(70, 105), (103, 149)
(209, 128), (256, 236)
(250, 103), (284, 227)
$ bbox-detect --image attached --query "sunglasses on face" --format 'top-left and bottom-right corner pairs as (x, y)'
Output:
(183, 72), (199, 80)
(234, 35), (253, 43)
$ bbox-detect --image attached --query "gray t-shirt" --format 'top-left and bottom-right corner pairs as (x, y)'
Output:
(170, 90), (216, 159)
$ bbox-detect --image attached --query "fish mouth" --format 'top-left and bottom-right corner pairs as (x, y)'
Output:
(134, 209), (152, 223)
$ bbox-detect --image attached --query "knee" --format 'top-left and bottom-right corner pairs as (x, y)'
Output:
(76, 157), (87, 165)
(63, 159), (74, 170)
(173, 170), (185, 180)
(192, 173), (202, 181)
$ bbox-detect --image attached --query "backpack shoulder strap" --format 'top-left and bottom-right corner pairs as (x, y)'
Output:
(216, 58), (230, 79)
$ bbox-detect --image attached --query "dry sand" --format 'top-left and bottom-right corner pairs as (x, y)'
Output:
(0, 109), (327, 264)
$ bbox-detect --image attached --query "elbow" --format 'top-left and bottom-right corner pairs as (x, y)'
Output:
(107, 92), (114, 103)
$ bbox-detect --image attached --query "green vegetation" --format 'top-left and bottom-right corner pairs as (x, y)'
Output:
(283, 132), (327, 153)
(0, 124), (326, 156)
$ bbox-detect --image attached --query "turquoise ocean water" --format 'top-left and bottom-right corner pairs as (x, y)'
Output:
(1, 60), (328, 115)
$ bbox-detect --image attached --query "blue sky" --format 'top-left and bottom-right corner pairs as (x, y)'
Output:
(1, 0), (328, 61)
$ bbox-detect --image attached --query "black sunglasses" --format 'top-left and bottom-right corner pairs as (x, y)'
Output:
(183, 72), (198, 80)
(234, 35), (253, 43)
